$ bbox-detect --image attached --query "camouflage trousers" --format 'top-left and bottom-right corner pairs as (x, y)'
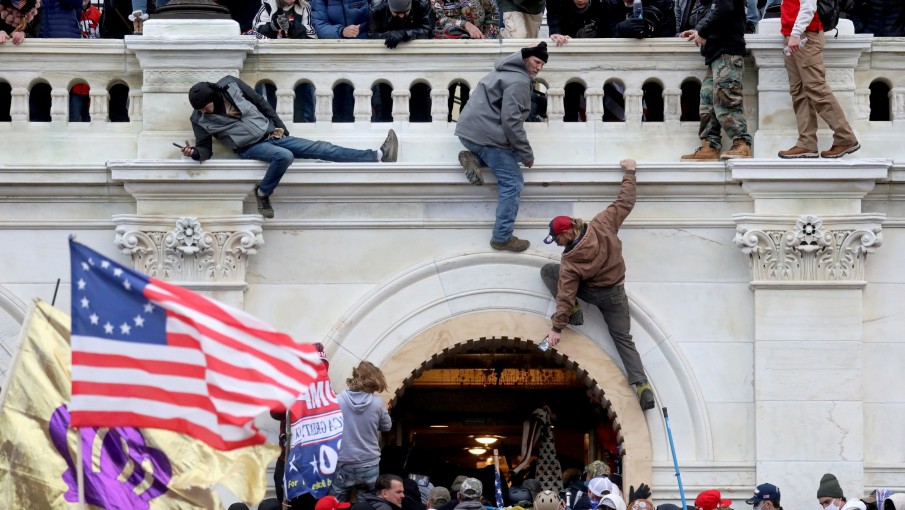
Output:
(698, 54), (752, 149)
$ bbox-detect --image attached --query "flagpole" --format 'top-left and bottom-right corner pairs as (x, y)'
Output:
(76, 427), (87, 510)
(494, 449), (501, 510)
(283, 408), (291, 505)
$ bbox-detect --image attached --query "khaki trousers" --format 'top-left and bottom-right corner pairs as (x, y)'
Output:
(500, 11), (543, 38)
(783, 30), (857, 150)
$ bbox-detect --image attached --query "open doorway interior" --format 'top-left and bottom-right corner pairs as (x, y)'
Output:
(379, 338), (623, 503)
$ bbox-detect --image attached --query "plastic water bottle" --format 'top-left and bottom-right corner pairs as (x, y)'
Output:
(632, 0), (643, 19)
(783, 37), (808, 56)
(538, 335), (551, 351)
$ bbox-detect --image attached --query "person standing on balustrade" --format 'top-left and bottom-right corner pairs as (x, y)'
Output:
(181, 76), (398, 219)
(679, 0), (753, 161)
(455, 42), (549, 253)
(776, 0), (860, 159)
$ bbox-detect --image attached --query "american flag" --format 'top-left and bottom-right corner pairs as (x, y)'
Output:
(494, 464), (505, 509)
(68, 239), (322, 450)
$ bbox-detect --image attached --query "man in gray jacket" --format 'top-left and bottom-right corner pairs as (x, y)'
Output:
(455, 42), (548, 253)
(182, 76), (398, 219)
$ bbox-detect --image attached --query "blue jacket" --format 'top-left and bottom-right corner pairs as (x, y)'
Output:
(311, 0), (370, 38)
(39, 0), (82, 38)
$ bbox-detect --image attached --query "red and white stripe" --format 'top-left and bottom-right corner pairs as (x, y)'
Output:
(70, 278), (323, 450)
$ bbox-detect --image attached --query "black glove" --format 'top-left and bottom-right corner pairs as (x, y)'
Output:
(615, 17), (650, 38)
(384, 30), (405, 48)
(273, 13), (290, 32)
(629, 483), (652, 502)
(575, 21), (598, 38)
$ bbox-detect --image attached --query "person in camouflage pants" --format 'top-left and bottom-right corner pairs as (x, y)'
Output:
(679, 0), (753, 161)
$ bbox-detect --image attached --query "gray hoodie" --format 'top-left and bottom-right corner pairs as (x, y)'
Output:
(454, 51), (534, 164)
(337, 390), (392, 468)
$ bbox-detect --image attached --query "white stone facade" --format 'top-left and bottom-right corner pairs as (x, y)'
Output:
(1, 17), (904, 510)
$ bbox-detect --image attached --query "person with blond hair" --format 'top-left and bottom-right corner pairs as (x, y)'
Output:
(334, 361), (393, 501)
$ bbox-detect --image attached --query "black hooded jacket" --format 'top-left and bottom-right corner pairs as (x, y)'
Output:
(847, 0), (905, 37)
(368, 0), (435, 40)
(694, 0), (746, 65)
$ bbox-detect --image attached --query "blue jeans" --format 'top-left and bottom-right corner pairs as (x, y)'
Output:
(69, 93), (90, 122)
(746, 0), (760, 24)
(238, 136), (378, 195)
(331, 463), (380, 502)
(459, 137), (524, 243)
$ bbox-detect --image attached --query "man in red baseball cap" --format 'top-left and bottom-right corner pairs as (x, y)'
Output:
(539, 159), (655, 410)
(317, 496), (353, 510)
(696, 490), (732, 510)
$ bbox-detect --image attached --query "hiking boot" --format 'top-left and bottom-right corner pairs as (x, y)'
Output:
(680, 140), (720, 161)
(490, 236), (530, 252)
(569, 304), (584, 326)
(380, 129), (398, 162)
(459, 150), (484, 186)
(720, 139), (752, 160)
(635, 383), (655, 411)
(821, 141), (861, 159)
(254, 186), (274, 219)
(128, 10), (148, 34)
(778, 145), (818, 159)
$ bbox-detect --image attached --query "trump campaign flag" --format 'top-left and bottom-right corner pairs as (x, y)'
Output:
(284, 370), (343, 500)
(0, 300), (279, 509)
(68, 239), (322, 450)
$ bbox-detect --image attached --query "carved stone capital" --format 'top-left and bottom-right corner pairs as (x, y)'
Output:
(113, 215), (264, 286)
(733, 214), (884, 283)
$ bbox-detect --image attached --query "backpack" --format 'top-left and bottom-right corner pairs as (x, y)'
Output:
(816, 0), (840, 32)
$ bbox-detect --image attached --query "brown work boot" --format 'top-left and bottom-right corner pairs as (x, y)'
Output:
(821, 141), (861, 159)
(680, 140), (720, 161)
(490, 236), (530, 252)
(459, 150), (483, 186)
(778, 145), (818, 159)
(720, 139), (752, 160)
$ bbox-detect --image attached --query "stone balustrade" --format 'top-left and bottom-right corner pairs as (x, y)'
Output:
(1, 19), (904, 164)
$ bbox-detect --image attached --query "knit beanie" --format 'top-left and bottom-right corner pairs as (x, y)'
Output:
(388, 0), (411, 13)
(817, 474), (844, 499)
(188, 82), (219, 110)
(521, 41), (549, 63)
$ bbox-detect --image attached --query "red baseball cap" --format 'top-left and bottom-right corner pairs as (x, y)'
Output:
(315, 496), (352, 510)
(696, 490), (732, 510)
(544, 216), (572, 244)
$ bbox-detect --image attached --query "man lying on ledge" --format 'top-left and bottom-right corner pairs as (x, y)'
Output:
(181, 76), (398, 219)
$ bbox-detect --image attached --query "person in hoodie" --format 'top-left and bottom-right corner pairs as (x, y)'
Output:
(334, 361), (393, 502)
(455, 42), (548, 253)
(538, 159), (655, 412)
(253, 0), (318, 39)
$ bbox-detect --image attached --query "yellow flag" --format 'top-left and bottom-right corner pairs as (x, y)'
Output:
(0, 300), (280, 509)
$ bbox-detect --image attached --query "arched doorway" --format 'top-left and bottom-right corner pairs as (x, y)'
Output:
(382, 336), (628, 501)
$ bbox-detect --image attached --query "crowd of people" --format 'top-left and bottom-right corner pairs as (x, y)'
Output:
(0, 0), (902, 45)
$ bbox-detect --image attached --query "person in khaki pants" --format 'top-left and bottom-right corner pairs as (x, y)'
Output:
(778, 0), (860, 159)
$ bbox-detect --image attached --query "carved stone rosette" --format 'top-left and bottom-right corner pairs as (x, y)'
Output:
(733, 214), (883, 282)
(113, 215), (263, 284)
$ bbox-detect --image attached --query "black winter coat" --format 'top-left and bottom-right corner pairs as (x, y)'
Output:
(606, 0), (676, 38)
(549, 0), (610, 37)
(847, 0), (905, 37)
(694, 0), (746, 64)
(368, 0), (435, 40)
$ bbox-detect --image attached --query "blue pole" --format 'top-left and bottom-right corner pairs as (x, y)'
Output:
(662, 407), (688, 510)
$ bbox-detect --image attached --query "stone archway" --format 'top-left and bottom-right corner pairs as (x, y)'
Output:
(377, 315), (653, 490)
(323, 252), (713, 495)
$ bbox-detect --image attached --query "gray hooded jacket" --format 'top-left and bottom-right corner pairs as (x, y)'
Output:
(337, 390), (392, 468)
(454, 51), (534, 164)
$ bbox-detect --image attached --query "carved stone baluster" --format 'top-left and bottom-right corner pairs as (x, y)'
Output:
(430, 88), (449, 123)
(546, 88), (565, 122)
(392, 89), (411, 122)
(353, 87), (373, 123)
(315, 89), (333, 123)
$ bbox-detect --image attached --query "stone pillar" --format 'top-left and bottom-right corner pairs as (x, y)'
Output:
(430, 88), (449, 123)
(747, 19), (872, 157)
(109, 161), (266, 307)
(126, 19), (255, 158)
(392, 90), (411, 122)
(730, 159), (889, 510)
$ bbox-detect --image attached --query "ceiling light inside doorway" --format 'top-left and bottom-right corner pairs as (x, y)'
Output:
(475, 436), (498, 445)
(429, 425), (449, 428)
(467, 447), (487, 455)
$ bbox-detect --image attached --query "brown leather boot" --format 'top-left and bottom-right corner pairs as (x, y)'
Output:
(721, 139), (753, 160)
(778, 146), (818, 159)
(821, 142), (861, 158)
(680, 140), (720, 161)
(490, 236), (530, 252)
